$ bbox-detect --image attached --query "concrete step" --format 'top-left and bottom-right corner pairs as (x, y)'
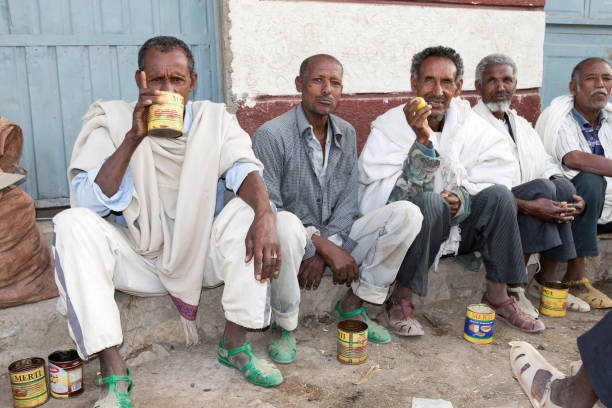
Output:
(3, 220), (611, 371)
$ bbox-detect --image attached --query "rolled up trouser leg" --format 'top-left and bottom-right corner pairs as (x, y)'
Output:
(571, 172), (607, 257)
(395, 192), (450, 295)
(459, 185), (526, 285)
(269, 211), (307, 331)
(204, 198), (275, 329)
(350, 201), (423, 303)
(53, 207), (165, 360)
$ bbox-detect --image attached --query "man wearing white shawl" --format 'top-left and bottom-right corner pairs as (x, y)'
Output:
(536, 57), (612, 310)
(473, 54), (590, 315)
(53, 37), (303, 405)
(359, 46), (545, 335)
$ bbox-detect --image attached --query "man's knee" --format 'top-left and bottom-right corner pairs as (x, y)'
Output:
(479, 185), (516, 213)
(526, 178), (557, 200)
(276, 211), (307, 252)
(573, 172), (607, 201)
(413, 191), (447, 221)
(551, 177), (576, 202)
(53, 207), (101, 238)
(385, 200), (424, 232)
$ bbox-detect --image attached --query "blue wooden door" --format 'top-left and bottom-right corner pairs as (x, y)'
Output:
(0, 0), (221, 207)
(542, 0), (612, 109)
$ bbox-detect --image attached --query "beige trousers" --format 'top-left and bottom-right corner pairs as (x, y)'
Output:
(271, 200), (423, 330)
(53, 198), (306, 359)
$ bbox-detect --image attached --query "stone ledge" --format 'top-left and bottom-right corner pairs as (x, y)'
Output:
(5, 220), (609, 369)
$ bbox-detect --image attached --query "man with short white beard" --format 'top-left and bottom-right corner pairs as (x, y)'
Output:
(473, 54), (591, 314)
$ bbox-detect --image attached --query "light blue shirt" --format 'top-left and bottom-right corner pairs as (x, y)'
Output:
(72, 101), (259, 225)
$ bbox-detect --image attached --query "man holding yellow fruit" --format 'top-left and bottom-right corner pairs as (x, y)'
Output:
(359, 46), (545, 335)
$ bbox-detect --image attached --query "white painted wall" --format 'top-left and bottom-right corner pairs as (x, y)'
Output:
(227, 0), (545, 101)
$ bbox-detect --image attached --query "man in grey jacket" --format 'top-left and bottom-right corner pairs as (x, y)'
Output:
(252, 54), (423, 364)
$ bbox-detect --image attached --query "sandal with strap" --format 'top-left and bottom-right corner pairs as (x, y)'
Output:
(527, 278), (590, 313)
(507, 286), (539, 319)
(562, 277), (612, 309)
(330, 300), (391, 344)
(217, 341), (283, 387)
(509, 341), (564, 408)
(482, 293), (545, 333)
(94, 368), (133, 408)
(267, 328), (297, 364)
(383, 297), (424, 336)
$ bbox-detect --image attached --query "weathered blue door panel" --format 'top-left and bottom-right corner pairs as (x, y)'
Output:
(542, 0), (612, 109)
(0, 0), (221, 207)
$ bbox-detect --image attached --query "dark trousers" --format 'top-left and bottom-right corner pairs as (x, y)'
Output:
(511, 178), (577, 261)
(397, 185), (526, 295)
(578, 311), (612, 406)
(571, 172), (609, 257)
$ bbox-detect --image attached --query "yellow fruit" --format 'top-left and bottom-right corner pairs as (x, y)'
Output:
(414, 97), (427, 110)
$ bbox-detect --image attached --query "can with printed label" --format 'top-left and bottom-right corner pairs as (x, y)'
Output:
(48, 350), (83, 399)
(8, 357), (49, 407)
(463, 304), (495, 344)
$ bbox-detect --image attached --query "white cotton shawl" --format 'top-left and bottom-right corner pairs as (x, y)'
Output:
(473, 100), (562, 187)
(358, 97), (517, 266)
(536, 94), (612, 223)
(68, 100), (263, 321)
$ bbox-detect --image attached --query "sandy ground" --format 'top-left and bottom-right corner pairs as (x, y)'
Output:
(2, 281), (610, 408)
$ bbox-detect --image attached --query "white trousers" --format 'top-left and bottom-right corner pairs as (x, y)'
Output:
(271, 201), (423, 330)
(52, 199), (306, 359)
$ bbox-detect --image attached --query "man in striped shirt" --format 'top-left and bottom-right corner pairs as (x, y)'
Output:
(536, 57), (612, 309)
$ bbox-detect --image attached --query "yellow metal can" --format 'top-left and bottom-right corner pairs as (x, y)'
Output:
(147, 91), (184, 138)
(463, 304), (495, 344)
(337, 320), (368, 364)
(540, 282), (569, 317)
(8, 357), (49, 407)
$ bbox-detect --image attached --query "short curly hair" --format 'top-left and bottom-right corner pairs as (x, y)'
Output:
(411, 46), (464, 83)
(138, 36), (195, 73)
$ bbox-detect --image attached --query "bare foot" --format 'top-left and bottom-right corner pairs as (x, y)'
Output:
(530, 366), (598, 408)
(223, 320), (250, 369)
(99, 347), (129, 397)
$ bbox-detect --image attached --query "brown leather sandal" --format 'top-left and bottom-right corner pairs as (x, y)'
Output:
(482, 293), (545, 333)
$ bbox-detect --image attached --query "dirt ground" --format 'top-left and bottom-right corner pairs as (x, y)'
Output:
(2, 281), (610, 408)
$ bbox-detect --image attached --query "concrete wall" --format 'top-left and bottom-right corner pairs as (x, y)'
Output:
(220, 0), (546, 148)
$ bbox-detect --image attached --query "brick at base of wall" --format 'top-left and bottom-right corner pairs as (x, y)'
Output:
(236, 89), (541, 155)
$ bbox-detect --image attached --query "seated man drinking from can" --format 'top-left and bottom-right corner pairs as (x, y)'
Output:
(53, 35), (307, 407)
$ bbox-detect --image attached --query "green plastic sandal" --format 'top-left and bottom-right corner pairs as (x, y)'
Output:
(331, 300), (391, 344)
(93, 368), (133, 408)
(268, 328), (297, 364)
(217, 341), (283, 387)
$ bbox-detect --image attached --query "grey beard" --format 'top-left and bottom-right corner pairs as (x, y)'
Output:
(485, 101), (511, 114)
(430, 114), (445, 121)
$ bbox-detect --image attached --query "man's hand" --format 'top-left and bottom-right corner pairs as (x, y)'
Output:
(567, 194), (586, 216)
(519, 198), (574, 223)
(403, 97), (432, 146)
(311, 235), (359, 287)
(298, 254), (326, 290)
(129, 71), (165, 142)
(441, 190), (460, 218)
(245, 208), (281, 283)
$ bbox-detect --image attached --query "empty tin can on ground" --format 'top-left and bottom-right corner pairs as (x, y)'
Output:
(147, 91), (185, 138)
(463, 303), (495, 344)
(48, 349), (83, 399)
(540, 282), (569, 317)
(337, 320), (368, 364)
(8, 357), (49, 407)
